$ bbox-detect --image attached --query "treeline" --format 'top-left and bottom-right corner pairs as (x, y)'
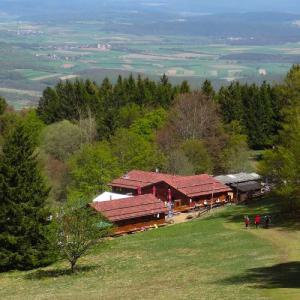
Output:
(37, 75), (284, 150)
(217, 81), (283, 149)
(260, 65), (300, 212)
(8, 73), (289, 204)
(37, 74), (190, 139)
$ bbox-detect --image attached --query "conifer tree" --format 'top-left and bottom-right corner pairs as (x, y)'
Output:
(201, 79), (215, 98)
(0, 96), (7, 115)
(0, 123), (52, 271)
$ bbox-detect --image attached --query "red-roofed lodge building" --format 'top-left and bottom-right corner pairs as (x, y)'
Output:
(110, 170), (233, 212)
(91, 194), (167, 234)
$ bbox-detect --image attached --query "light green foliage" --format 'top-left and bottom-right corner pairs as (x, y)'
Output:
(51, 200), (111, 272)
(261, 110), (300, 212)
(221, 121), (252, 173)
(165, 149), (194, 175)
(23, 109), (45, 145)
(78, 116), (98, 144)
(41, 120), (82, 161)
(130, 108), (167, 141)
(282, 64), (300, 105)
(261, 65), (300, 211)
(111, 128), (166, 173)
(181, 139), (213, 174)
(68, 142), (120, 200)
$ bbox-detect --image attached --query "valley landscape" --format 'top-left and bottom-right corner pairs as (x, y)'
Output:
(1, 0), (300, 107)
(1, 2), (300, 300)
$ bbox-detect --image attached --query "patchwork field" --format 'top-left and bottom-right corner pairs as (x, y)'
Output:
(0, 16), (299, 107)
(0, 198), (299, 299)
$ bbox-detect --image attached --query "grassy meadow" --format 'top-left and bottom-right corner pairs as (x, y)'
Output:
(0, 198), (299, 300)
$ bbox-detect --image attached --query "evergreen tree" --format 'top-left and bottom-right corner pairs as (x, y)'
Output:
(0, 123), (52, 271)
(217, 82), (243, 124)
(0, 96), (7, 115)
(201, 79), (215, 98)
(179, 80), (190, 94)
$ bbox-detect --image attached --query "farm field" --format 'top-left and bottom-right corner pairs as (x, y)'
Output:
(0, 198), (299, 300)
(0, 17), (299, 108)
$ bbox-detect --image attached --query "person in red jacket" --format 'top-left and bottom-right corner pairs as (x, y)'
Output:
(254, 215), (261, 228)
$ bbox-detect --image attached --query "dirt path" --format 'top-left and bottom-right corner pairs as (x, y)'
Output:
(225, 220), (300, 300)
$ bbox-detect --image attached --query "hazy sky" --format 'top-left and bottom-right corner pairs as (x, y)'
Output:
(1, 0), (300, 16)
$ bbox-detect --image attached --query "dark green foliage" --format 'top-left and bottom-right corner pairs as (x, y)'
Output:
(0, 96), (7, 115)
(179, 80), (191, 94)
(201, 79), (215, 98)
(0, 111), (20, 137)
(0, 123), (52, 271)
(217, 81), (279, 149)
(37, 75), (188, 140)
(241, 82), (274, 149)
(217, 82), (244, 124)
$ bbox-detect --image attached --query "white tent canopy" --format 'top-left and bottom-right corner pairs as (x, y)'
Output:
(92, 192), (131, 203)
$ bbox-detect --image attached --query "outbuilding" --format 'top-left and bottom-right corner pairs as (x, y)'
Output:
(91, 193), (167, 234)
(214, 173), (263, 203)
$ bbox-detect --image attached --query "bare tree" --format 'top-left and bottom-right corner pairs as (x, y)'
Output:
(170, 91), (221, 141)
(157, 92), (222, 151)
(78, 107), (98, 145)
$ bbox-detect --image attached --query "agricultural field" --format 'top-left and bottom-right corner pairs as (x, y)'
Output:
(0, 16), (299, 107)
(0, 197), (299, 299)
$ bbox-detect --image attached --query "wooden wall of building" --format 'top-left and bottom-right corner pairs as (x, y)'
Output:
(114, 214), (166, 234)
(112, 183), (231, 211)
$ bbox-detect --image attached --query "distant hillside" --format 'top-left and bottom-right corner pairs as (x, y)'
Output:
(1, 0), (300, 21)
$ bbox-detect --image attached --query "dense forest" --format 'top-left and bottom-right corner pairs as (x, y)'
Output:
(0, 65), (299, 271)
(0, 72), (292, 203)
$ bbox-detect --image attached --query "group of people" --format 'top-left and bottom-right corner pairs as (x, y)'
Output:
(244, 214), (271, 229)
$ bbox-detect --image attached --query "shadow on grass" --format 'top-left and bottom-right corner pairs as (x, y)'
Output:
(25, 265), (99, 280)
(221, 261), (300, 289)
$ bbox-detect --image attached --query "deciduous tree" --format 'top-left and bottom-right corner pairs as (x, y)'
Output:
(51, 201), (111, 273)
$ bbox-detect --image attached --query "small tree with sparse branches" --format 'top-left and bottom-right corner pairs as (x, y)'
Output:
(52, 201), (112, 272)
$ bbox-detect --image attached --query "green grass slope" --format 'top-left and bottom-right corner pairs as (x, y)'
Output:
(0, 198), (299, 300)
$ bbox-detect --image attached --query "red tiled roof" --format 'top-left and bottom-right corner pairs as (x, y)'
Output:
(110, 170), (231, 198)
(91, 194), (167, 222)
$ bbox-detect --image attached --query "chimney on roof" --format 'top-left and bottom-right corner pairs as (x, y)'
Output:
(156, 168), (159, 173)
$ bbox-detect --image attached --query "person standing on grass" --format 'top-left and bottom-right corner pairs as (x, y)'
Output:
(264, 215), (271, 228)
(254, 215), (261, 228)
(244, 216), (250, 229)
